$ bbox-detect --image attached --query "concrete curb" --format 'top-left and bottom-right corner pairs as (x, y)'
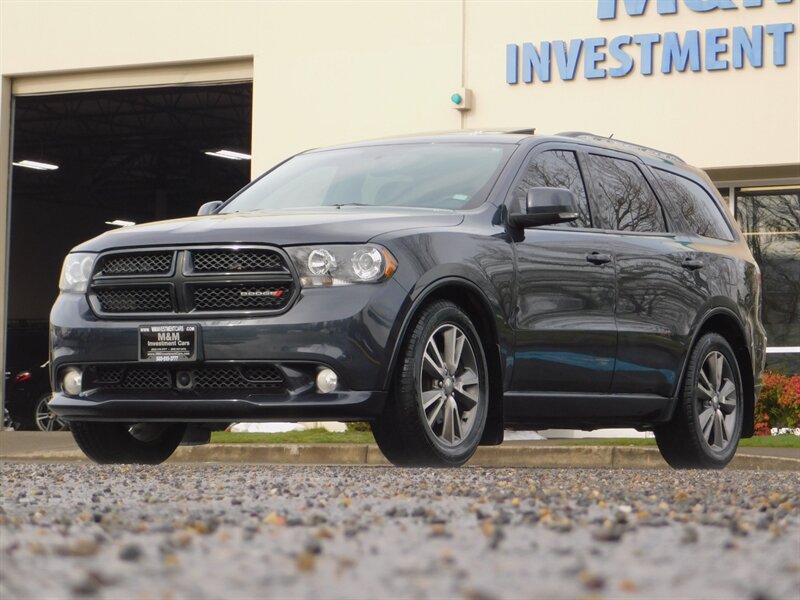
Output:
(2, 443), (798, 470)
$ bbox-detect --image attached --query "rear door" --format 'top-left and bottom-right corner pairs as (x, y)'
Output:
(509, 144), (617, 393)
(583, 151), (702, 397)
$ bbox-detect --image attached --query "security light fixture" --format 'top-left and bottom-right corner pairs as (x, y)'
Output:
(204, 149), (251, 161)
(105, 219), (136, 227)
(12, 159), (59, 170)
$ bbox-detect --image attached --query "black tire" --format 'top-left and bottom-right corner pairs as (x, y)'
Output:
(655, 333), (744, 469)
(373, 300), (489, 467)
(70, 422), (186, 464)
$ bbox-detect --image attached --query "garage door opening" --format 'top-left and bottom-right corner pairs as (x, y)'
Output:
(6, 81), (253, 371)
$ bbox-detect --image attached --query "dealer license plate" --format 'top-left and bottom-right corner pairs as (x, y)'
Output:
(139, 324), (197, 362)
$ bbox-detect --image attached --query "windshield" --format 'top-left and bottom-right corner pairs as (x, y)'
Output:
(220, 143), (513, 213)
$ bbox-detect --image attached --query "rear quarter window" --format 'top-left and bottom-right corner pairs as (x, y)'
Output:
(654, 169), (734, 241)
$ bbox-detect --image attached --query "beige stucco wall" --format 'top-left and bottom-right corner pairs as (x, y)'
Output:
(465, 0), (800, 170)
(0, 0), (464, 175)
(1, 0), (797, 172)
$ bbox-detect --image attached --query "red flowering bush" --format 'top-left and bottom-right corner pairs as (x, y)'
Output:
(754, 370), (800, 435)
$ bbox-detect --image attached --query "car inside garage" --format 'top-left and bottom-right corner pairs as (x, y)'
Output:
(5, 81), (253, 373)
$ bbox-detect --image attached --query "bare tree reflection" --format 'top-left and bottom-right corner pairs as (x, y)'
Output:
(737, 191), (800, 373)
(655, 170), (731, 240)
(587, 156), (664, 232)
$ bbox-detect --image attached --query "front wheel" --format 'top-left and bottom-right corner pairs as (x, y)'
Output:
(655, 333), (744, 469)
(70, 422), (186, 464)
(373, 300), (489, 467)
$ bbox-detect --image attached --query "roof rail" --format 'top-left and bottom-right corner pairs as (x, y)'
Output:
(556, 131), (685, 164)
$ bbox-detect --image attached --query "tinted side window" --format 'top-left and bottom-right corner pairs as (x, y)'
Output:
(586, 155), (666, 232)
(512, 150), (592, 228)
(654, 169), (733, 241)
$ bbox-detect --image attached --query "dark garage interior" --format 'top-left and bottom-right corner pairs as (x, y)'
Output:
(5, 81), (253, 371)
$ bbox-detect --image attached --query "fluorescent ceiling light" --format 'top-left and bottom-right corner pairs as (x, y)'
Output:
(13, 159), (59, 170)
(105, 219), (136, 227)
(204, 149), (251, 161)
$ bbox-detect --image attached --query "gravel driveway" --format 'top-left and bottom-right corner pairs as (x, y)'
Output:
(1, 463), (798, 600)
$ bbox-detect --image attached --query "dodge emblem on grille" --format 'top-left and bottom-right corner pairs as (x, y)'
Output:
(240, 290), (284, 297)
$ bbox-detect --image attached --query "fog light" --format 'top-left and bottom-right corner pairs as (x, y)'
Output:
(62, 367), (83, 396)
(316, 369), (338, 393)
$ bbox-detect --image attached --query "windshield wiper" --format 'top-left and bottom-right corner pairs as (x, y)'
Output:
(330, 203), (371, 208)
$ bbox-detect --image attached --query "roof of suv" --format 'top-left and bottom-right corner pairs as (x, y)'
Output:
(324, 129), (688, 169)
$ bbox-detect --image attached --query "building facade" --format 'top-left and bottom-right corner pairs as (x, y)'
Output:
(1, 0), (798, 391)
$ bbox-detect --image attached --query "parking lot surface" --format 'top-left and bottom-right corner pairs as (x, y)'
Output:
(1, 463), (798, 600)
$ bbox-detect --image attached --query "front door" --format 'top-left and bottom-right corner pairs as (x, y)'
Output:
(509, 147), (617, 393)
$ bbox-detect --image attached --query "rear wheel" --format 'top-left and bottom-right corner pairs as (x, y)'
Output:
(655, 333), (743, 469)
(373, 300), (489, 467)
(70, 422), (186, 464)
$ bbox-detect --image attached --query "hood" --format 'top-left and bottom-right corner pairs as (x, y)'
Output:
(73, 206), (464, 252)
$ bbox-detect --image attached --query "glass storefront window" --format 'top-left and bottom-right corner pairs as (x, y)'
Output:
(735, 187), (800, 374)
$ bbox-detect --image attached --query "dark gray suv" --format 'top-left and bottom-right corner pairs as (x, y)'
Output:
(49, 131), (766, 468)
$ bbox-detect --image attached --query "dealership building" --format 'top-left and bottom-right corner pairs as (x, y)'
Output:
(0, 0), (798, 399)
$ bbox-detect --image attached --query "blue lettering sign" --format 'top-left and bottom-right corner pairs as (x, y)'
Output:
(553, 39), (584, 80)
(506, 44), (519, 83)
(662, 30), (702, 72)
(598, 0), (677, 19)
(584, 37), (608, 78)
(523, 42), (551, 83)
(599, 0), (793, 19)
(766, 22), (794, 65)
(705, 28), (730, 70)
(683, 0), (737, 12)
(732, 25), (764, 68)
(609, 35), (635, 76)
(507, 0), (795, 85)
(633, 33), (661, 75)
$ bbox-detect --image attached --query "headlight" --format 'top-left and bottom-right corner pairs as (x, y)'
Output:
(59, 253), (96, 293)
(287, 245), (397, 287)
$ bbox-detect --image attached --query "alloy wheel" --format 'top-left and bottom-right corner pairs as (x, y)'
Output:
(35, 395), (69, 432)
(419, 323), (482, 447)
(695, 351), (738, 452)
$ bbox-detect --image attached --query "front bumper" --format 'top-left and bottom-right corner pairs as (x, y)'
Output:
(49, 279), (409, 422)
(48, 390), (387, 422)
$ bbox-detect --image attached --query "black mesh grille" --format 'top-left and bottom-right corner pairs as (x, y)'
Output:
(95, 287), (173, 313)
(90, 247), (296, 316)
(99, 252), (173, 276)
(192, 285), (292, 312)
(194, 367), (283, 389)
(191, 249), (286, 273)
(92, 367), (172, 390)
(91, 365), (284, 391)
(92, 368), (124, 384)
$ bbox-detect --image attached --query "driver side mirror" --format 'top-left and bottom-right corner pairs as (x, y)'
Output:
(197, 201), (223, 216)
(509, 187), (579, 228)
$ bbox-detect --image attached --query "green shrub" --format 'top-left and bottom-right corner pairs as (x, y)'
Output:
(346, 421), (372, 433)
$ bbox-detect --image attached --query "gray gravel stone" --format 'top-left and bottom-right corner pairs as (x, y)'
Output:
(0, 463), (798, 600)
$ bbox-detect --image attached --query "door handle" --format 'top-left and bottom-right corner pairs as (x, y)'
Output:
(682, 258), (704, 270)
(586, 252), (612, 265)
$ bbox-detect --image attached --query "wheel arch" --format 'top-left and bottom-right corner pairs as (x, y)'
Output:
(384, 277), (507, 446)
(678, 308), (756, 438)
